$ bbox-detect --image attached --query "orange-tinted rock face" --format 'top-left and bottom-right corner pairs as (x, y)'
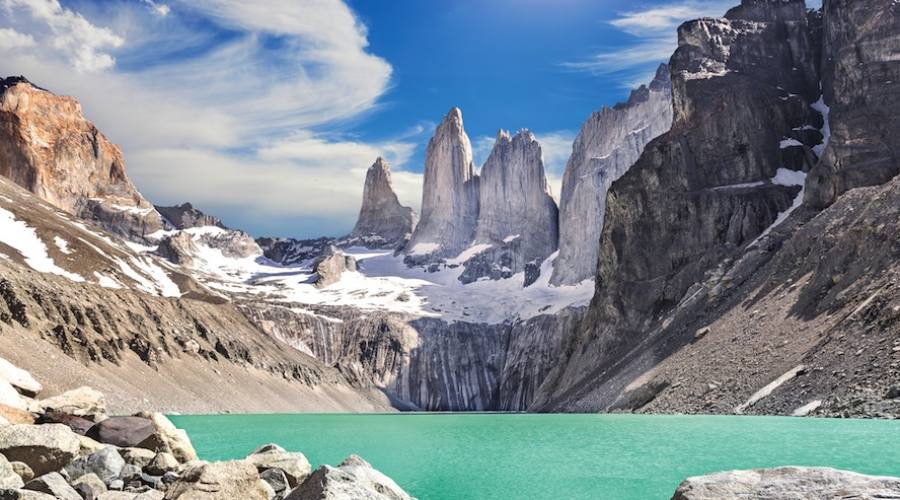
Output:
(0, 77), (161, 239)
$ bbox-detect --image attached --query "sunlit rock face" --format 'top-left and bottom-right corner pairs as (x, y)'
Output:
(405, 108), (479, 263)
(461, 129), (559, 286)
(0, 76), (162, 240)
(550, 65), (673, 286)
(348, 157), (417, 249)
(804, 0), (900, 208)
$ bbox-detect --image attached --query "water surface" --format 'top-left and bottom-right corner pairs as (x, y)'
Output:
(170, 413), (900, 499)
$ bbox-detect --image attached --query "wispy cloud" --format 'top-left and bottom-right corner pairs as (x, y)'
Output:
(0, 0), (422, 237)
(563, 1), (733, 86)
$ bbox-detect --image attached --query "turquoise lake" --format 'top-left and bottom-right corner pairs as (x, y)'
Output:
(169, 413), (900, 499)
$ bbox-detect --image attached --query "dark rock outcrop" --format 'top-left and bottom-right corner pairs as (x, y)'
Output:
(551, 65), (673, 286)
(804, 0), (900, 208)
(348, 158), (417, 249)
(405, 108), (479, 263)
(462, 130), (558, 286)
(154, 203), (226, 230)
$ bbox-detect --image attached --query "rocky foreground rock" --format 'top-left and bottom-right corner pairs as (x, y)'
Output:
(0, 360), (415, 500)
(671, 467), (900, 499)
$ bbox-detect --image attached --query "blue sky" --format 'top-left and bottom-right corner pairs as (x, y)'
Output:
(0, 0), (820, 238)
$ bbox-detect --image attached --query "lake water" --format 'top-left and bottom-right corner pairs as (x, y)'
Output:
(169, 413), (900, 499)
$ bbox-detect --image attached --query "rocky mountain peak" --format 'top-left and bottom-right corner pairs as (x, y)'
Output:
(405, 107), (479, 262)
(349, 157), (417, 249)
(155, 202), (227, 230)
(0, 76), (162, 240)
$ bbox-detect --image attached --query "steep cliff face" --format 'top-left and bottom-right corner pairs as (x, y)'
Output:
(804, 0), (900, 208)
(551, 65), (673, 286)
(0, 77), (162, 240)
(534, 0), (825, 410)
(405, 108), (479, 262)
(155, 202), (226, 230)
(462, 130), (559, 286)
(348, 157), (417, 249)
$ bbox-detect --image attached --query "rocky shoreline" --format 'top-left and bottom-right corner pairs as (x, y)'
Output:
(0, 358), (414, 499)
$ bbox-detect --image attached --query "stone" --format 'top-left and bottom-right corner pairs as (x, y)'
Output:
(86, 417), (155, 449)
(38, 387), (107, 422)
(284, 455), (412, 500)
(348, 157), (417, 249)
(0, 381), (28, 412)
(405, 108), (479, 262)
(97, 493), (138, 500)
(64, 446), (125, 484)
(258, 468), (288, 498)
(245, 444), (311, 488)
(0, 490), (56, 499)
(120, 448), (156, 469)
(145, 453), (178, 476)
(310, 248), (357, 289)
(0, 453), (24, 489)
(163, 461), (270, 500)
(0, 405), (34, 426)
(694, 327), (711, 340)
(161, 472), (178, 485)
(154, 203), (226, 231)
(108, 479), (124, 491)
(551, 64), (673, 286)
(671, 466), (900, 499)
(0, 424), (80, 476)
(464, 129), (559, 286)
(0, 77), (163, 240)
(77, 435), (106, 457)
(118, 464), (142, 484)
(23, 472), (81, 500)
(135, 491), (164, 500)
(131, 413), (197, 464)
(36, 411), (94, 435)
(10, 461), (33, 483)
(72, 472), (108, 500)
(0, 358), (41, 398)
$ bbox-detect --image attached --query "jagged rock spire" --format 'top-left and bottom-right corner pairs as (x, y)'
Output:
(349, 157), (417, 248)
(405, 107), (479, 260)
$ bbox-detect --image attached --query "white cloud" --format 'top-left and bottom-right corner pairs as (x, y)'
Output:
(2, 0), (124, 71)
(563, 1), (733, 81)
(140, 0), (170, 17)
(0, 27), (34, 48)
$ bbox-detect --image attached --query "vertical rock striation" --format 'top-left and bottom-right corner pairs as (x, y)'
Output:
(804, 0), (900, 208)
(348, 157), (417, 249)
(461, 130), (559, 286)
(550, 65), (673, 286)
(0, 77), (162, 240)
(405, 108), (479, 262)
(534, 0), (824, 410)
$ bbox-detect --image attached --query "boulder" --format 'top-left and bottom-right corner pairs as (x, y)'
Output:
(0, 424), (80, 476)
(145, 453), (178, 476)
(86, 417), (155, 449)
(78, 435), (107, 457)
(120, 448), (156, 469)
(0, 359), (40, 398)
(311, 247), (357, 289)
(64, 446), (125, 484)
(10, 461), (33, 483)
(259, 468), (288, 498)
(23, 472), (81, 500)
(0, 405), (34, 426)
(72, 472), (108, 499)
(284, 455), (412, 500)
(0, 490), (55, 499)
(38, 387), (107, 422)
(36, 411), (94, 435)
(0, 382), (28, 412)
(163, 461), (270, 500)
(245, 444), (311, 488)
(132, 413), (197, 463)
(0, 453), (24, 489)
(672, 467), (900, 499)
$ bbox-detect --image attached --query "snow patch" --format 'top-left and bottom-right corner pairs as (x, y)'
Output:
(94, 272), (124, 289)
(736, 365), (806, 414)
(407, 242), (439, 256)
(53, 236), (72, 255)
(445, 244), (492, 265)
(811, 95), (831, 157)
(502, 234), (520, 243)
(792, 399), (822, 417)
(779, 138), (803, 149)
(0, 208), (84, 282)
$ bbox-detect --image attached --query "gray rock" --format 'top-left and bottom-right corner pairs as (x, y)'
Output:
(154, 203), (226, 231)
(465, 129), (558, 286)
(108, 479), (124, 491)
(551, 64), (673, 286)
(0, 454), (23, 489)
(405, 108), (479, 262)
(163, 461), (270, 500)
(118, 465), (142, 484)
(65, 446), (125, 484)
(284, 455), (412, 500)
(311, 247), (357, 289)
(0, 490), (56, 499)
(0, 424), (80, 476)
(38, 387), (107, 422)
(145, 453), (178, 476)
(259, 468), (288, 497)
(9, 462), (32, 483)
(72, 472), (108, 500)
(23, 472), (81, 500)
(671, 467), (900, 499)
(348, 157), (417, 249)
(245, 444), (311, 488)
(119, 449), (155, 469)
